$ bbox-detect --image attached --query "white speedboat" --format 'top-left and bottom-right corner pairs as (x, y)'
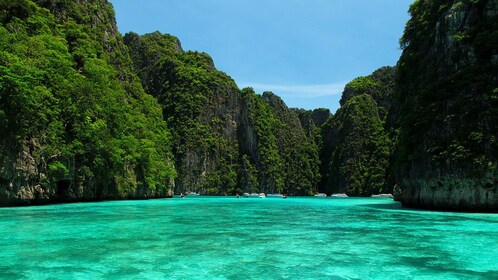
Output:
(267, 194), (283, 198)
(314, 193), (327, 197)
(243, 193), (260, 198)
(371, 194), (393, 198)
(187, 192), (200, 196)
(331, 193), (348, 197)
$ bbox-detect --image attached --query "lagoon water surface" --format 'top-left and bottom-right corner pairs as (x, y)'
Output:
(1, 197), (497, 279)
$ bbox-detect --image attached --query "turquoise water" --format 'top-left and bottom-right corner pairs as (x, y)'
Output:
(0, 197), (497, 279)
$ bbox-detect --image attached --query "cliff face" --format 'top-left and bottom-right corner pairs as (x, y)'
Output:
(0, 0), (323, 204)
(396, 178), (497, 212)
(293, 108), (331, 137)
(124, 32), (242, 195)
(261, 92), (320, 195)
(322, 95), (391, 196)
(8, 0), (496, 209)
(124, 32), (322, 195)
(238, 90), (320, 195)
(318, 67), (395, 196)
(340, 66), (396, 121)
(0, 0), (175, 206)
(394, 0), (498, 210)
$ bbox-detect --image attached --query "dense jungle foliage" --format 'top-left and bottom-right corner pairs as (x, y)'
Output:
(0, 0), (175, 201)
(124, 31), (320, 195)
(3, 0), (495, 207)
(317, 67), (395, 196)
(124, 31), (241, 195)
(240, 90), (320, 195)
(394, 0), (498, 190)
(324, 95), (391, 196)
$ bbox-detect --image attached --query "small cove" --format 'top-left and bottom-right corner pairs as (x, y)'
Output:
(0, 197), (497, 279)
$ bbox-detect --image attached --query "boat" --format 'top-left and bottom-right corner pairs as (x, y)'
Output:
(331, 193), (348, 198)
(241, 193), (266, 198)
(187, 192), (200, 196)
(371, 193), (394, 198)
(267, 194), (283, 198)
(242, 193), (260, 198)
(314, 193), (327, 197)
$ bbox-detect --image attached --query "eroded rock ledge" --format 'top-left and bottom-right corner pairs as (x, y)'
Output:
(396, 179), (498, 212)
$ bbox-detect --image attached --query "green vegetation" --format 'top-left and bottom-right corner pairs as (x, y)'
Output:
(292, 108), (331, 193)
(340, 66), (396, 121)
(125, 32), (320, 196)
(240, 90), (320, 195)
(122, 25), (394, 198)
(4, 0), (494, 208)
(394, 0), (498, 193)
(124, 31), (240, 195)
(240, 89), (286, 193)
(0, 0), (175, 202)
(317, 67), (396, 196)
(326, 95), (390, 196)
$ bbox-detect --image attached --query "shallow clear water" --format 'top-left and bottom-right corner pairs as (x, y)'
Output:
(0, 197), (497, 279)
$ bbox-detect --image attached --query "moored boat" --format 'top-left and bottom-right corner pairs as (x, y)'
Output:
(241, 193), (268, 198)
(314, 193), (327, 197)
(243, 193), (260, 198)
(371, 193), (394, 198)
(331, 193), (348, 198)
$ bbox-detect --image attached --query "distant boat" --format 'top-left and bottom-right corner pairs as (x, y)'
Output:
(243, 193), (260, 198)
(241, 193), (267, 198)
(331, 193), (348, 198)
(187, 192), (200, 196)
(371, 194), (394, 198)
(314, 193), (327, 197)
(267, 194), (283, 198)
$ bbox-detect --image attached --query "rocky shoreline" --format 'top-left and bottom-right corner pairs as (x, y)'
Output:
(395, 180), (498, 212)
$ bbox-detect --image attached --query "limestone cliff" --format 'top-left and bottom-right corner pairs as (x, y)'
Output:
(124, 32), (242, 195)
(238, 90), (320, 195)
(317, 67), (395, 196)
(340, 66), (396, 121)
(293, 108), (331, 137)
(0, 0), (175, 206)
(394, 0), (498, 211)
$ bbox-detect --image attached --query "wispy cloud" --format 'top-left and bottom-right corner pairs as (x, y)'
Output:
(238, 82), (346, 98)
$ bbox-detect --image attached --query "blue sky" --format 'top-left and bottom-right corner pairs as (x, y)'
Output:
(111, 0), (413, 113)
